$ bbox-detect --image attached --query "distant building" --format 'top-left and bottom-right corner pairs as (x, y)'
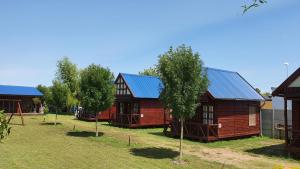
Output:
(261, 88), (292, 139)
(0, 85), (43, 113)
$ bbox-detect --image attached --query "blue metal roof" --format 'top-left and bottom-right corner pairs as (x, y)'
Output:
(121, 73), (162, 99)
(120, 67), (264, 101)
(0, 85), (43, 96)
(206, 68), (264, 101)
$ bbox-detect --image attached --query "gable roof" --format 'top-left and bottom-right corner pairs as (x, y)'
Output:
(0, 85), (43, 97)
(119, 67), (264, 101)
(272, 67), (300, 97)
(120, 73), (162, 99)
(206, 68), (264, 101)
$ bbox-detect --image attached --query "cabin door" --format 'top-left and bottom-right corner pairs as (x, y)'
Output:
(131, 102), (140, 124)
(119, 102), (131, 124)
(123, 102), (131, 114)
(118, 102), (132, 115)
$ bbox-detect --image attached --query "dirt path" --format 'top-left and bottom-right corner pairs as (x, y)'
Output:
(148, 140), (300, 169)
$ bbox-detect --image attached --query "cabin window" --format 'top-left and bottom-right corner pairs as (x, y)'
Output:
(133, 103), (139, 114)
(120, 103), (124, 114)
(203, 106), (208, 124)
(249, 106), (256, 126)
(208, 106), (214, 124)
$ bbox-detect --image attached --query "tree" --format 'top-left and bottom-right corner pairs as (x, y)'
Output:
(262, 92), (271, 98)
(56, 57), (79, 112)
(0, 110), (11, 141)
(51, 80), (70, 125)
(37, 85), (52, 107)
(37, 85), (53, 121)
(139, 66), (159, 76)
(255, 88), (261, 94)
(66, 93), (79, 112)
(242, 0), (267, 13)
(80, 64), (115, 137)
(157, 45), (208, 163)
(32, 97), (41, 113)
(56, 57), (79, 94)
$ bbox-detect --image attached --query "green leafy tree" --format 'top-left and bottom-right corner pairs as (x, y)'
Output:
(37, 85), (53, 121)
(51, 80), (70, 125)
(37, 85), (53, 108)
(139, 66), (159, 76)
(56, 57), (79, 111)
(67, 93), (79, 112)
(56, 57), (79, 94)
(80, 64), (115, 137)
(32, 97), (41, 113)
(157, 45), (208, 162)
(0, 110), (11, 141)
(255, 88), (261, 94)
(262, 92), (271, 98)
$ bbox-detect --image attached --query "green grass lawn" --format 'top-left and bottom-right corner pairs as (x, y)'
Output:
(0, 114), (300, 169)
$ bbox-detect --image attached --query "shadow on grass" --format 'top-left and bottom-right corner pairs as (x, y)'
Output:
(148, 131), (179, 140)
(66, 131), (104, 138)
(130, 147), (179, 159)
(40, 122), (62, 126)
(8, 123), (24, 126)
(148, 131), (165, 137)
(245, 143), (294, 159)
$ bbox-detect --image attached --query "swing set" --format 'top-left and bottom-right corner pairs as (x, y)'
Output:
(0, 99), (24, 125)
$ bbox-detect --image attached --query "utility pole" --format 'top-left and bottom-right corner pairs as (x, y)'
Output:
(284, 62), (289, 78)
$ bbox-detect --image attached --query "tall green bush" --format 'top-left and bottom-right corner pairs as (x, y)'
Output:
(0, 110), (11, 141)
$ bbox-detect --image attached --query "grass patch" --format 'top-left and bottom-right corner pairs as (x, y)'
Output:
(0, 114), (238, 169)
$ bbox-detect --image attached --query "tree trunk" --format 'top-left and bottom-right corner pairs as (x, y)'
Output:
(55, 110), (58, 126)
(95, 112), (99, 137)
(179, 118), (184, 163)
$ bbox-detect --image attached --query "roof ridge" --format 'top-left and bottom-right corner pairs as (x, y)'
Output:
(0, 84), (37, 88)
(120, 72), (159, 79)
(205, 67), (237, 74)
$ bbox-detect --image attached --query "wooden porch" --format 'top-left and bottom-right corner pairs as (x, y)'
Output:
(166, 120), (219, 141)
(272, 67), (300, 156)
(112, 113), (141, 128)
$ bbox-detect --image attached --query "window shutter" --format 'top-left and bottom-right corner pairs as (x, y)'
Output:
(249, 106), (256, 126)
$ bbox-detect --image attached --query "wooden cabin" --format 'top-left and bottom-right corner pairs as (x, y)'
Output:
(272, 67), (300, 153)
(76, 104), (116, 121)
(168, 68), (264, 141)
(112, 73), (168, 128)
(0, 85), (43, 114)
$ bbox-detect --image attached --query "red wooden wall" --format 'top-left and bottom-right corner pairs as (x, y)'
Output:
(215, 100), (260, 139)
(97, 104), (116, 121)
(139, 100), (166, 126)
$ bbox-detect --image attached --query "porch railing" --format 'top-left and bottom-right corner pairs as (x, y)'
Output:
(167, 120), (218, 141)
(114, 113), (140, 126)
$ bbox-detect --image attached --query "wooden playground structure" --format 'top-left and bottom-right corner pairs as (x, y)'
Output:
(0, 99), (24, 125)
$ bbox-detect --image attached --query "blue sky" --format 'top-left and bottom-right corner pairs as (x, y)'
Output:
(0, 0), (299, 92)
